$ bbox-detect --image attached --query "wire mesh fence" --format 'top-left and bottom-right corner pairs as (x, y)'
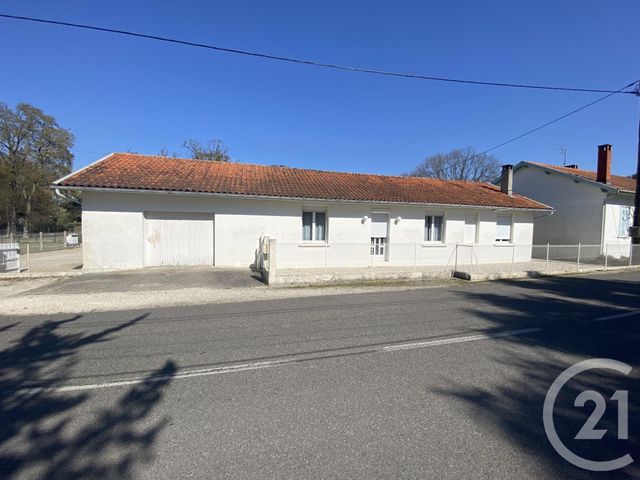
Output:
(273, 241), (640, 275)
(0, 231), (83, 273)
(277, 242), (459, 271)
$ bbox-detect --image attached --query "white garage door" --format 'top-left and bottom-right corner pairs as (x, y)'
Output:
(144, 211), (214, 267)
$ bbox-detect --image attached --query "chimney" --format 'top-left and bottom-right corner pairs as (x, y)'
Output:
(596, 144), (612, 184)
(500, 164), (513, 196)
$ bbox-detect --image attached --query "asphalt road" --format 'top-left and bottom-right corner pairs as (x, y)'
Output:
(1, 271), (639, 479)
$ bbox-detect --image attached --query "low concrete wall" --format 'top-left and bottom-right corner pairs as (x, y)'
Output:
(271, 266), (453, 286)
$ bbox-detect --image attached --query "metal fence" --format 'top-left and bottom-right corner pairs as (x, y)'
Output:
(0, 231), (83, 273)
(273, 241), (640, 274)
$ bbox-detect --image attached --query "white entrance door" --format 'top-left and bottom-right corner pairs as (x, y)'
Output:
(370, 213), (389, 261)
(144, 211), (214, 267)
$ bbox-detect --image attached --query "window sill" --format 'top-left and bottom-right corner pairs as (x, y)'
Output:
(298, 242), (330, 248)
(422, 242), (447, 248)
(494, 242), (514, 247)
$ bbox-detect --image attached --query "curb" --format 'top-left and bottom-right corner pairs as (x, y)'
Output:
(0, 271), (83, 280)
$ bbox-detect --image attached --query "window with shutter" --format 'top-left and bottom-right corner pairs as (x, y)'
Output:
(495, 215), (512, 243)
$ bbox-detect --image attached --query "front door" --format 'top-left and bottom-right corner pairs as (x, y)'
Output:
(370, 213), (389, 261)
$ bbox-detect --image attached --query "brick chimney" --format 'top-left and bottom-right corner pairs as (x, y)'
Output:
(596, 144), (612, 184)
(500, 164), (513, 196)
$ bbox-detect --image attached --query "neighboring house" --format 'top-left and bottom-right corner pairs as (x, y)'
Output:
(53, 153), (549, 271)
(498, 144), (636, 257)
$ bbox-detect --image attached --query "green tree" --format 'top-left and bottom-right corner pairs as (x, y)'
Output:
(410, 147), (500, 182)
(0, 103), (74, 236)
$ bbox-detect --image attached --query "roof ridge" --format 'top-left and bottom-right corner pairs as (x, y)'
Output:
(111, 152), (497, 186)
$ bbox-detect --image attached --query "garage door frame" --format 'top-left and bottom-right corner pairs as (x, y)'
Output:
(143, 211), (215, 267)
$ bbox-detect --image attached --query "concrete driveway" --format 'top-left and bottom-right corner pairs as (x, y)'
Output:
(26, 266), (265, 295)
(24, 247), (83, 273)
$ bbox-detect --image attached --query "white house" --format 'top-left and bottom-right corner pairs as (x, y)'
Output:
(500, 144), (636, 258)
(53, 153), (550, 272)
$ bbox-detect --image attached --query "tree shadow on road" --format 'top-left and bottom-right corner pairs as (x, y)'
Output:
(0, 314), (176, 479)
(433, 275), (640, 479)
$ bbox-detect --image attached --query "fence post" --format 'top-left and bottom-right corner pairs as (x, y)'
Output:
(324, 244), (328, 272)
(268, 238), (277, 285)
(454, 241), (459, 271)
(630, 243), (634, 267)
(546, 243), (550, 274)
(577, 242), (581, 271)
(413, 242), (417, 272)
(63, 230), (67, 248)
(511, 244), (515, 273)
(39, 232), (43, 252)
(470, 243), (475, 273)
(27, 244), (30, 272)
(604, 243), (608, 269)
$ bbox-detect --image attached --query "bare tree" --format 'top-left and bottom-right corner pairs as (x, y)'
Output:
(410, 147), (500, 182)
(182, 139), (230, 162)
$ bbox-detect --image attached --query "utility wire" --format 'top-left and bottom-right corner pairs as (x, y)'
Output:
(472, 80), (639, 159)
(0, 12), (636, 95)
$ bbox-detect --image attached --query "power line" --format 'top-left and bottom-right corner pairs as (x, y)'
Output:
(473, 80), (638, 159)
(0, 12), (636, 96)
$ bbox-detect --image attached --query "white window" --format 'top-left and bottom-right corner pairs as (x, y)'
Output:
(464, 213), (478, 244)
(425, 215), (444, 242)
(495, 215), (512, 243)
(618, 206), (633, 237)
(302, 211), (327, 241)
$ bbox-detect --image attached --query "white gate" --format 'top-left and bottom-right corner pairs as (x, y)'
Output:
(144, 212), (214, 267)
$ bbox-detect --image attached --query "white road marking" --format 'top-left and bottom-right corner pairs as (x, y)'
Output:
(382, 328), (542, 352)
(21, 359), (292, 394)
(17, 327), (545, 393)
(591, 310), (640, 322)
(12, 309), (637, 394)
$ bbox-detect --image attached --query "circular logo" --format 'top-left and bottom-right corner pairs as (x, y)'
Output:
(543, 358), (634, 472)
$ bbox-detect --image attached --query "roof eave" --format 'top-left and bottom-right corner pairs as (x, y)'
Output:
(52, 184), (552, 211)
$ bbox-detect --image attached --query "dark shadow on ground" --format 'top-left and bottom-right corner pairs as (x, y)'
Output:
(0, 313), (176, 479)
(434, 275), (640, 479)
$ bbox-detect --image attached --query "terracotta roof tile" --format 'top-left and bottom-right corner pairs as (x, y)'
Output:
(56, 153), (550, 210)
(528, 161), (636, 192)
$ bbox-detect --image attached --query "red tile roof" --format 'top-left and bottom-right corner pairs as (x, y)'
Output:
(56, 153), (551, 210)
(528, 162), (636, 192)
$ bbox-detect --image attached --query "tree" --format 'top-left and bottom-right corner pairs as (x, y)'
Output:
(410, 147), (500, 182)
(182, 139), (230, 162)
(0, 103), (74, 236)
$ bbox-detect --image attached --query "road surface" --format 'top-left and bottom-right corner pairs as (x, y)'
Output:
(1, 271), (638, 479)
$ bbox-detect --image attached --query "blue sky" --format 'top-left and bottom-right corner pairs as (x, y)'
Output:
(0, 1), (638, 176)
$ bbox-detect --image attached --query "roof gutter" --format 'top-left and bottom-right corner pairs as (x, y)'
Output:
(54, 188), (81, 206)
(51, 184), (552, 212)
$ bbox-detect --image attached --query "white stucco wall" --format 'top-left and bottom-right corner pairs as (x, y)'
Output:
(81, 190), (537, 270)
(602, 194), (635, 258)
(510, 164), (607, 245)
